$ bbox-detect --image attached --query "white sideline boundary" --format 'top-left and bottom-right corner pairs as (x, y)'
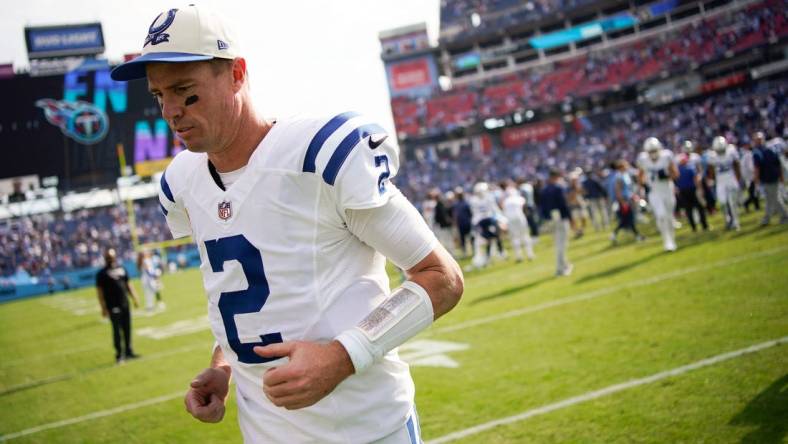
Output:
(431, 246), (787, 336)
(427, 336), (788, 444)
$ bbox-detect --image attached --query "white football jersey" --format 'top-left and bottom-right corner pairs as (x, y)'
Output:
(708, 146), (739, 187)
(638, 149), (675, 194)
(159, 112), (422, 443)
(502, 192), (526, 224)
(469, 191), (500, 224)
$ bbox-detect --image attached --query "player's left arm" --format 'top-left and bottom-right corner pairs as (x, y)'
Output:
(255, 195), (463, 410)
(255, 127), (463, 410)
(668, 156), (679, 181)
(733, 158), (743, 185)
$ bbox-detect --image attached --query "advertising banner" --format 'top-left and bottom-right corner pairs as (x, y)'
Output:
(501, 120), (563, 148)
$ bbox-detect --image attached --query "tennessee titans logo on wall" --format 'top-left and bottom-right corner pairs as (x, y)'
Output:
(35, 99), (109, 145)
(144, 8), (178, 47)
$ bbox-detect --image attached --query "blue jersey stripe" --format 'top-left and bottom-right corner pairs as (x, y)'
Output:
(406, 415), (418, 444)
(302, 111), (360, 173)
(322, 123), (385, 186)
(159, 202), (169, 216)
(160, 170), (175, 203)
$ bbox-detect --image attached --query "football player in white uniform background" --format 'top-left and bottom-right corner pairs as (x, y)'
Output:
(502, 185), (534, 262)
(637, 137), (679, 251)
(111, 6), (463, 444)
(468, 182), (506, 269)
(707, 136), (743, 230)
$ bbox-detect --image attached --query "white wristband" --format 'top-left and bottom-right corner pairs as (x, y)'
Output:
(335, 328), (376, 373)
(335, 281), (434, 373)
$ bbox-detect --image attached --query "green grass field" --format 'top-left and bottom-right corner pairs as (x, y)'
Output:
(1, 211), (786, 443)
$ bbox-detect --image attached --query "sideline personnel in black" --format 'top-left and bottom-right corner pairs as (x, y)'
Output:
(96, 248), (140, 363)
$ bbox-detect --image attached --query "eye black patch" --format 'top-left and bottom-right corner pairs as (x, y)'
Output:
(185, 95), (199, 106)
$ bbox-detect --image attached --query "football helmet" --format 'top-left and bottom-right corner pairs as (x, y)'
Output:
(712, 136), (727, 153)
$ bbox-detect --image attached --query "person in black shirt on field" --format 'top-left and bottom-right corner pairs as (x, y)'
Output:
(452, 188), (473, 258)
(540, 169), (575, 276)
(96, 248), (140, 363)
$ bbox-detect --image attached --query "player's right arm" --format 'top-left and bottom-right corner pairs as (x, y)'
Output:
(158, 166), (193, 239)
(184, 345), (231, 423)
(615, 176), (624, 204)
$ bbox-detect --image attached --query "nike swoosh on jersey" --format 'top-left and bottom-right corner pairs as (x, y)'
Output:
(368, 134), (388, 149)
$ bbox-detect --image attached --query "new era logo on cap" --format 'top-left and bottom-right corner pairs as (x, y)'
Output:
(111, 5), (240, 81)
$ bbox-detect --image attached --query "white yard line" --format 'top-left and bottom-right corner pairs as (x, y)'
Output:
(427, 336), (788, 444)
(0, 391), (184, 441)
(431, 246), (787, 336)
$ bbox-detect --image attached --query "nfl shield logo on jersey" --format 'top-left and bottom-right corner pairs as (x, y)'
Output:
(218, 201), (232, 220)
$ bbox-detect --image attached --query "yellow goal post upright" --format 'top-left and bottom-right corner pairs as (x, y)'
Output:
(116, 143), (193, 269)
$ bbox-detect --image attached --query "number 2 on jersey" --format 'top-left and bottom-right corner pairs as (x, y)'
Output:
(374, 155), (390, 194)
(204, 234), (283, 364)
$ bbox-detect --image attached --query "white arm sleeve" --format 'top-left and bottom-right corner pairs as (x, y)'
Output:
(344, 189), (439, 271)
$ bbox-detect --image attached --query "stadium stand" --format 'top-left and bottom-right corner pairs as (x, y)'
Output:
(440, 0), (598, 43)
(395, 79), (786, 201)
(2, 0), (786, 298)
(393, 0), (787, 138)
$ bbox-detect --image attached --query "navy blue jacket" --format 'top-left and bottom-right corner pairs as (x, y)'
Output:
(540, 183), (570, 220)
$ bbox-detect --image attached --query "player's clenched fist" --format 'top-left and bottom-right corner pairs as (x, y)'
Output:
(255, 341), (355, 410)
(184, 367), (231, 423)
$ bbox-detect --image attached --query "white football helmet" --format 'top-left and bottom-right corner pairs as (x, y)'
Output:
(712, 136), (727, 153)
(473, 182), (489, 196)
(682, 140), (695, 154)
(643, 137), (663, 160)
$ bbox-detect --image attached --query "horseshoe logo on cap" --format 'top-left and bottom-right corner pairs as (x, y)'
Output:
(144, 8), (178, 47)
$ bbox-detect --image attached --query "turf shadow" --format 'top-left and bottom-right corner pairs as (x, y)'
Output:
(728, 372), (788, 444)
(752, 224), (788, 238)
(469, 275), (555, 306)
(570, 244), (614, 263)
(0, 361), (116, 397)
(573, 250), (663, 285)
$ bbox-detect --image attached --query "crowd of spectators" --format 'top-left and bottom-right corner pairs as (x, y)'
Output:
(395, 0), (786, 138)
(440, 0), (596, 42)
(1, 75), (785, 280)
(396, 79), (787, 204)
(0, 198), (170, 279)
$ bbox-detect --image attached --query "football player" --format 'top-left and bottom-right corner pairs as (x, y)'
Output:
(111, 6), (463, 443)
(707, 136), (743, 230)
(468, 182), (505, 269)
(502, 185), (534, 262)
(637, 137), (679, 251)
